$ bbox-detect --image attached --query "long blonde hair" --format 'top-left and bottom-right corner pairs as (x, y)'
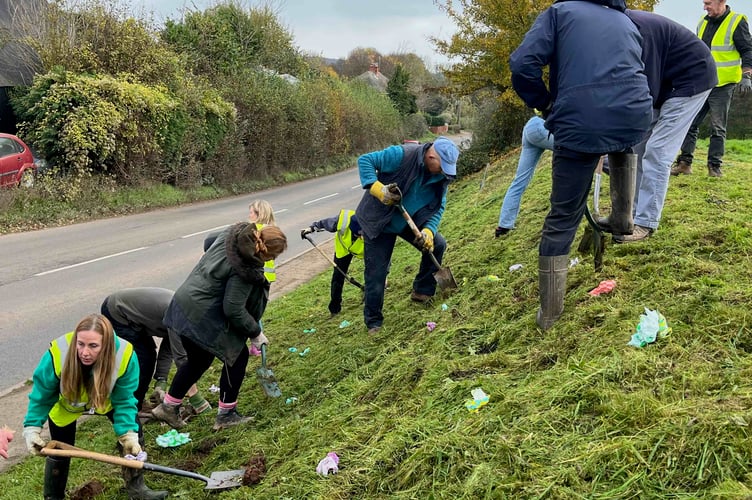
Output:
(60, 314), (116, 410)
(248, 199), (276, 225)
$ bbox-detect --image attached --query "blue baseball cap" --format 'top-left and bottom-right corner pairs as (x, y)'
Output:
(433, 136), (459, 177)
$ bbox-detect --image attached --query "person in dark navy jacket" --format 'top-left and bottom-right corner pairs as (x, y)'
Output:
(509, 0), (653, 330)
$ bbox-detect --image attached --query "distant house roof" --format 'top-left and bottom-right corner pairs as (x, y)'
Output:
(0, 0), (44, 87)
(356, 63), (388, 93)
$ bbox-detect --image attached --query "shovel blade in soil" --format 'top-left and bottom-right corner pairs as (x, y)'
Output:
(433, 266), (457, 289)
(206, 469), (245, 490)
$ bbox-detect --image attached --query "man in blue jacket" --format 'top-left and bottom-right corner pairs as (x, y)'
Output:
(604, 10), (717, 242)
(509, 0), (652, 330)
(355, 137), (459, 334)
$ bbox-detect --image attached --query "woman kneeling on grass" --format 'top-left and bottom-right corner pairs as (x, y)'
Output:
(152, 223), (287, 431)
(23, 313), (167, 500)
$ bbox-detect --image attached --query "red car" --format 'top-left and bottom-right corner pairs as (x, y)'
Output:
(0, 133), (39, 188)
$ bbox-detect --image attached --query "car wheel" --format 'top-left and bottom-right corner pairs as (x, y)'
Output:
(19, 169), (35, 188)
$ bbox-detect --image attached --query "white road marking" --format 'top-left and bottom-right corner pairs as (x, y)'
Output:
(35, 247), (149, 276)
(182, 225), (229, 239)
(351, 184), (362, 189)
(303, 193), (339, 205)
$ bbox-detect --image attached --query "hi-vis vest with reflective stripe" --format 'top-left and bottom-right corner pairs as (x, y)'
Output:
(334, 210), (364, 259)
(698, 11), (746, 86)
(255, 223), (276, 282)
(47, 332), (133, 427)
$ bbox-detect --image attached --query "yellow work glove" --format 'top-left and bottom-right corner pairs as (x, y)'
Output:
(118, 431), (142, 456)
(420, 228), (434, 252)
(369, 181), (401, 206)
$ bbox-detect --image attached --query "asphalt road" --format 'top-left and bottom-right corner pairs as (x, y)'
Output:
(0, 167), (365, 393)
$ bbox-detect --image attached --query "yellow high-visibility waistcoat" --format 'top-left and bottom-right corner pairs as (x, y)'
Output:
(255, 223), (276, 282)
(334, 210), (364, 259)
(698, 11), (746, 86)
(47, 332), (133, 427)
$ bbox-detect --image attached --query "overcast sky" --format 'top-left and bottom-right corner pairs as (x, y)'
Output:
(129, 0), (750, 65)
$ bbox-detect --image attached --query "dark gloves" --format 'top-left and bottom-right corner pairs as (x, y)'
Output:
(738, 74), (752, 95)
(301, 227), (315, 240)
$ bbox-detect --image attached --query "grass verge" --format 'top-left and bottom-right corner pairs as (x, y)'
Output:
(2, 139), (752, 498)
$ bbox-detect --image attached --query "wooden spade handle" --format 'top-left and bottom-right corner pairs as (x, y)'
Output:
(397, 203), (423, 241)
(397, 203), (442, 269)
(41, 441), (144, 469)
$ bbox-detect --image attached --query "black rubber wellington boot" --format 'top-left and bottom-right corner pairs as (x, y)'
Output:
(596, 151), (637, 235)
(536, 255), (569, 331)
(44, 456), (70, 500)
(122, 467), (168, 500)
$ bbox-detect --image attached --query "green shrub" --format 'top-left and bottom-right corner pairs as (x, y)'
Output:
(402, 113), (429, 140)
(12, 69), (235, 185)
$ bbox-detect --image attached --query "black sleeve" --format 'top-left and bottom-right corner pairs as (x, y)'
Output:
(734, 18), (752, 69)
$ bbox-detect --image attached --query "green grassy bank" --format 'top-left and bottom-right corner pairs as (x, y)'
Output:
(2, 139), (752, 499)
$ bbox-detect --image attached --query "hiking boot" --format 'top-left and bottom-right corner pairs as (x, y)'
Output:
(213, 409), (253, 431)
(670, 160), (692, 176)
(151, 402), (186, 429)
(410, 291), (432, 303)
(149, 387), (166, 405)
(708, 164), (722, 177)
(367, 326), (381, 335)
(190, 398), (212, 416)
(495, 226), (511, 238)
(613, 225), (652, 243)
(149, 379), (167, 405)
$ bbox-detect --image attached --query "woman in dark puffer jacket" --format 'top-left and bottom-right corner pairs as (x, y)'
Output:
(151, 222), (287, 430)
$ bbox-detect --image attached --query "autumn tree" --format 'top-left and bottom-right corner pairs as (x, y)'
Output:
(436, 0), (659, 97)
(434, 0), (660, 165)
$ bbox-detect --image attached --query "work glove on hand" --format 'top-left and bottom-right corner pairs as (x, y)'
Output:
(369, 181), (401, 206)
(420, 228), (434, 252)
(250, 332), (269, 349)
(22, 426), (45, 456)
(738, 75), (752, 95)
(118, 431), (141, 456)
(0, 426), (14, 459)
(300, 226), (315, 240)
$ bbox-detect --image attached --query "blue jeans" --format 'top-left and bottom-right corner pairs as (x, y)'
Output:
(498, 116), (554, 229)
(540, 147), (600, 256)
(633, 90), (710, 230)
(678, 83), (735, 167)
(363, 227), (446, 328)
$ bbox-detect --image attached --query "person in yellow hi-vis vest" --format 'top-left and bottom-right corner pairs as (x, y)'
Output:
(22, 314), (167, 500)
(204, 199), (278, 283)
(301, 209), (370, 317)
(672, 0), (752, 178)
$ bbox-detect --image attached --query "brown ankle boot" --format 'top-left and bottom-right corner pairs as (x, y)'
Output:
(707, 163), (722, 177)
(670, 160), (692, 176)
